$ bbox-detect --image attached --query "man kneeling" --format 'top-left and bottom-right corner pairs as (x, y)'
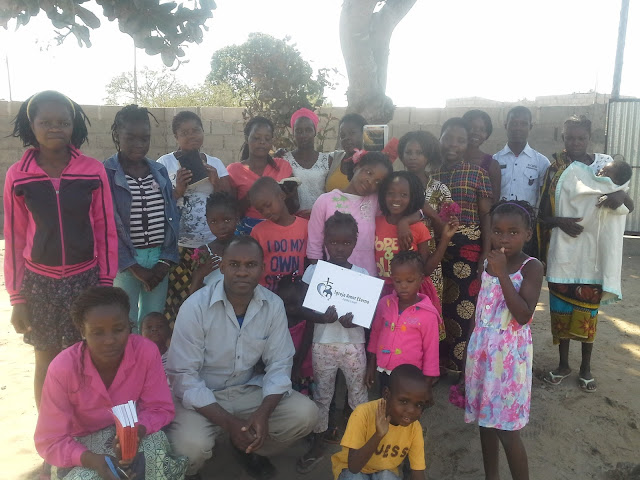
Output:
(166, 236), (318, 479)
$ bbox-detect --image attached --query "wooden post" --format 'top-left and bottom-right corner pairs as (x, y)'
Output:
(612, 0), (629, 99)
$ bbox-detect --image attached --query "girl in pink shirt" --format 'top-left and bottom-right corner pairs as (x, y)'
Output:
(366, 251), (442, 390)
(307, 151), (395, 276)
(35, 286), (186, 479)
(227, 116), (296, 235)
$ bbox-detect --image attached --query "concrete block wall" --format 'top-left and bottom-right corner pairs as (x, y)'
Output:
(0, 101), (609, 227)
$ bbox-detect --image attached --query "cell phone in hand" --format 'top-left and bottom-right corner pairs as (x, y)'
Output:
(176, 150), (208, 184)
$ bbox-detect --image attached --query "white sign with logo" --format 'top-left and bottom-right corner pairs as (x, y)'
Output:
(302, 260), (384, 329)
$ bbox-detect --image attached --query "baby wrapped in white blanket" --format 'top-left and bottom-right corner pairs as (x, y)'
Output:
(546, 160), (630, 304)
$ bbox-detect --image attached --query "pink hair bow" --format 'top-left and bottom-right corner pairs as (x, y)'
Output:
(351, 149), (368, 165)
(382, 138), (399, 163)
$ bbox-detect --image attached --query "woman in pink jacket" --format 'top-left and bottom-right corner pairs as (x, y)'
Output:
(35, 287), (186, 480)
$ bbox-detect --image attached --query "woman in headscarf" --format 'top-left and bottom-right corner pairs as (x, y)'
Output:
(283, 108), (331, 218)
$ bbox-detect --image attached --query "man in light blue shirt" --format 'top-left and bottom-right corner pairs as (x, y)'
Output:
(494, 106), (550, 256)
(166, 236), (318, 479)
(493, 106), (550, 208)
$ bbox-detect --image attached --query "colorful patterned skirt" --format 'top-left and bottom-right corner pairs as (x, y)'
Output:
(52, 425), (187, 480)
(549, 283), (602, 344)
(21, 266), (99, 351)
(164, 247), (196, 325)
(440, 225), (482, 372)
(426, 225), (445, 305)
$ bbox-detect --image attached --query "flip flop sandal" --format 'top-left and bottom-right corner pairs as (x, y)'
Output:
(543, 371), (571, 386)
(578, 377), (597, 392)
(323, 427), (342, 444)
(296, 455), (324, 474)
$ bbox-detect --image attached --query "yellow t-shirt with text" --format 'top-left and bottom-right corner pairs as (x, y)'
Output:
(331, 399), (426, 479)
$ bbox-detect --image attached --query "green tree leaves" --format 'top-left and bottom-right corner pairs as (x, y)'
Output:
(208, 33), (335, 149)
(0, 0), (215, 66)
(104, 67), (239, 107)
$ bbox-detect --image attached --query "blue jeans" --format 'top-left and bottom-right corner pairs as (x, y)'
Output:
(114, 246), (169, 332)
(337, 469), (401, 480)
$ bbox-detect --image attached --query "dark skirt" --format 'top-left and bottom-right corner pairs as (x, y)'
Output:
(164, 246), (196, 325)
(440, 225), (482, 372)
(21, 266), (99, 351)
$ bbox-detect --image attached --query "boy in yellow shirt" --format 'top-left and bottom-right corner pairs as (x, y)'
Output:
(331, 364), (430, 479)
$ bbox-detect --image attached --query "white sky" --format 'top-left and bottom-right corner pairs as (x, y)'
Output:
(0, 0), (639, 107)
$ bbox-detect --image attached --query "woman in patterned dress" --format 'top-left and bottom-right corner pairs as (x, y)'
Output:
(462, 109), (501, 202)
(432, 118), (493, 374)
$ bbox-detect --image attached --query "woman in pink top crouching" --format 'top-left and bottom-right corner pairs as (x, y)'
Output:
(35, 287), (187, 480)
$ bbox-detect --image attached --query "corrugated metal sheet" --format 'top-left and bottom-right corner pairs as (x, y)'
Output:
(605, 99), (640, 233)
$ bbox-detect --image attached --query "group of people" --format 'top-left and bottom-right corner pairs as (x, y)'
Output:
(3, 90), (633, 480)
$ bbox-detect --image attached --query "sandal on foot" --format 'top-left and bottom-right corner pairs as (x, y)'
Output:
(578, 376), (597, 392)
(323, 427), (342, 444)
(543, 371), (571, 386)
(296, 454), (324, 474)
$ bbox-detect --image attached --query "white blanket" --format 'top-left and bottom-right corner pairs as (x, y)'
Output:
(546, 161), (629, 304)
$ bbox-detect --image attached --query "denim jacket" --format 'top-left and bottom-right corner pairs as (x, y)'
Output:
(104, 154), (180, 272)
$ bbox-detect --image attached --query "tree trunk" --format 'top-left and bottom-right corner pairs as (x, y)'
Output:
(340, 0), (417, 124)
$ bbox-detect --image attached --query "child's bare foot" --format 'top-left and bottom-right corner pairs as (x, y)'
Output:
(543, 368), (572, 385)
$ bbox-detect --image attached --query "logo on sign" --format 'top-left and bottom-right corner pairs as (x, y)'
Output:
(317, 277), (334, 300)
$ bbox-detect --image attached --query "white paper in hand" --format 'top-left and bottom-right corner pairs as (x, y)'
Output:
(302, 260), (383, 328)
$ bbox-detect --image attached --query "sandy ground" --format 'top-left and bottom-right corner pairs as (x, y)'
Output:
(1, 240), (640, 480)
